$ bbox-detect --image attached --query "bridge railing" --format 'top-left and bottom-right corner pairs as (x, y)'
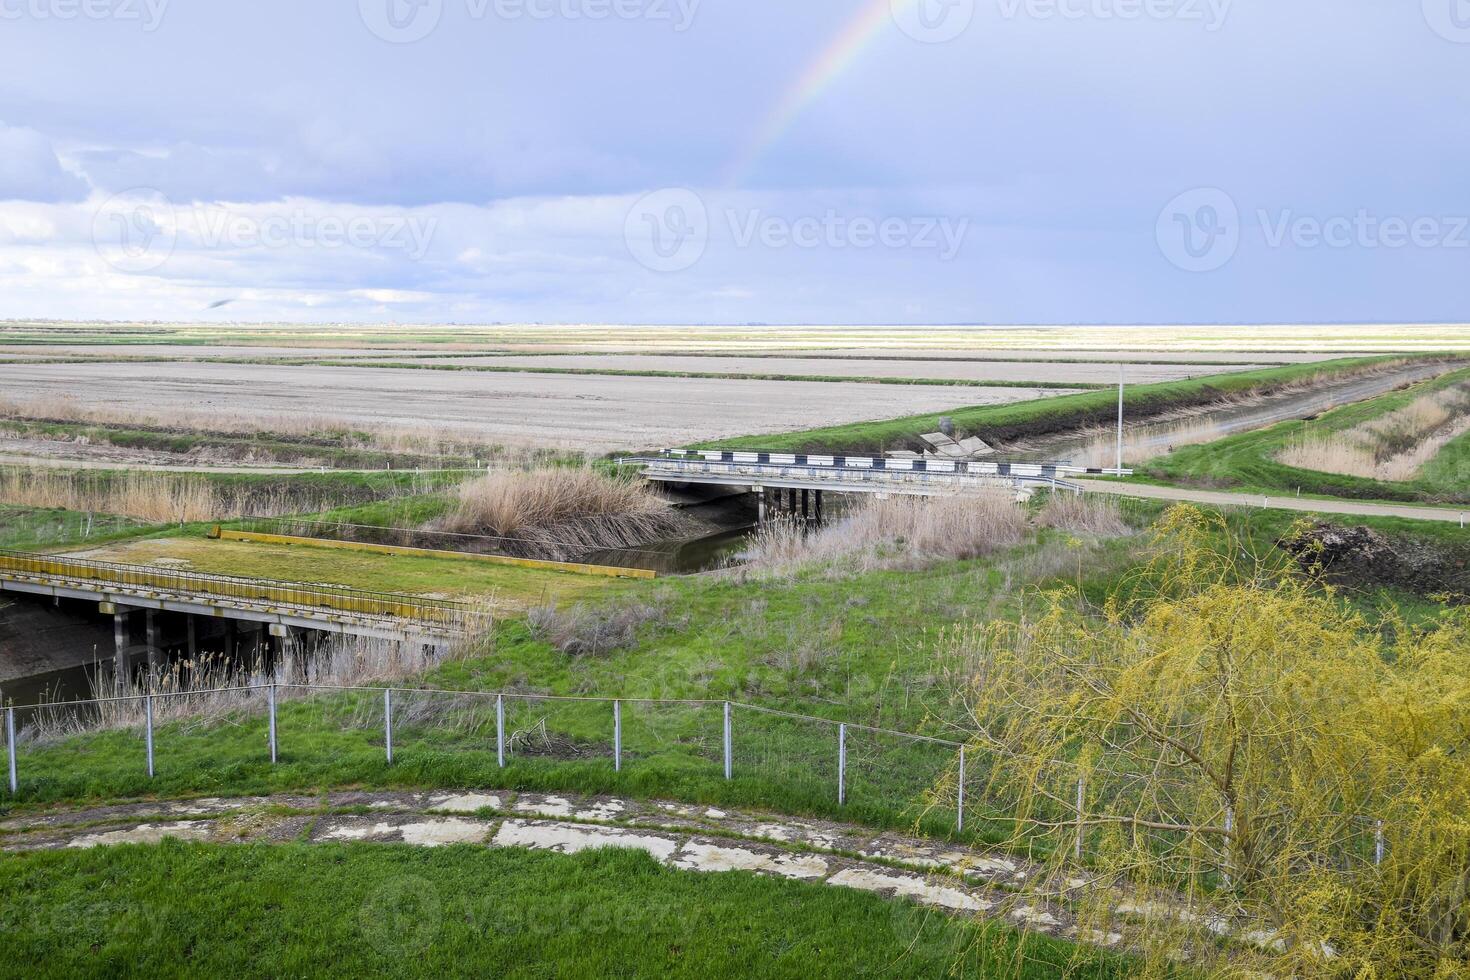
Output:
(0, 549), (483, 628)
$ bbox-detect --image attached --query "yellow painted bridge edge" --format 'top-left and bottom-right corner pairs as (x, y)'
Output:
(212, 528), (656, 580)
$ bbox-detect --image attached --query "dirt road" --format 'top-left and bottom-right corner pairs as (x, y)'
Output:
(1079, 479), (1469, 525)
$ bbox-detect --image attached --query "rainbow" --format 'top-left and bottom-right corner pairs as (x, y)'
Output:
(722, 0), (919, 187)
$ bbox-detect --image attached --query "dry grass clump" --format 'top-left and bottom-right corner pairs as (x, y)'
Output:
(527, 598), (677, 657)
(1034, 493), (1130, 536)
(13, 626), (487, 745)
(1278, 382), (1470, 482)
(741, 493), (1028, 576)
(441, 466), (688, 559)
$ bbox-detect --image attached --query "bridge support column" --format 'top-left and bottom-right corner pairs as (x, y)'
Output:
(186, 616), (198, 660)
(815, 490), (823, 526)
(106, 604), (130, 689)
(801, 489), (810, 522)
(755, 487), (766, 524)
(145, 610), (162, 671)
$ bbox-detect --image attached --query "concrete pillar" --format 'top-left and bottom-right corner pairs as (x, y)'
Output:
(756, 488), (766, 524)
(801, 489), (809, 520)
(186, 616), (198, 660)
(815, 490), (824, 525)
(113, 609), (129, 688)
(145, 610), (162, 671)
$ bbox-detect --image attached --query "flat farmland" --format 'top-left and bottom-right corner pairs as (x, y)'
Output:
(385, 353), (1280, 384)
(0, 360), (1070, 451)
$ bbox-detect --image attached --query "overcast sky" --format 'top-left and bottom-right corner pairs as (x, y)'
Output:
(0, 0), (1467, 325)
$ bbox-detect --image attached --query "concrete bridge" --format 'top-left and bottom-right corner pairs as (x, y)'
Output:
(626, 449), (1131, 521)
(0, 550), (478, 685)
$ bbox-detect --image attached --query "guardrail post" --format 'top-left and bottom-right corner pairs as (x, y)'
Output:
(384, 689), (394, 765)
(957, 746), (965, 833)
(722, 702), (732, 780)
(496, 694), (505, 768)
(613, 700), (622, 772)
(6, 707), (16, 795)
(267, 683), (278, 764)
(144, 695), (155, 779)
(838, 724), (847, 806)
(1074, 777), (1085, 862)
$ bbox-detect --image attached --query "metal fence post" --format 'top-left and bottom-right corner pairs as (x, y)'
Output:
(267, 683), (278, 764)
(6, 707), (16, 795)
(957, 746), (965, 833)
(145, 695), (155, 779)
(384, 689), (394, 765)
(496, 694), (505, 768)
(722, 702), (732, 780)
(1074, 776), (1085, 862)
(1375, 819), (1385, 867)
(613, 700), (622, 772)
(838, 723), (847, 806)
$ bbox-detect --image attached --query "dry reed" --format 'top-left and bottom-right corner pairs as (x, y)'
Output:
(441, 466), (688, 559)
(0, 470), (340, 522)
(1278, 383), (1470, 482)
(12, 626), (487, 745)
(1034, 493), (1130, 536)
(740, 493), (1028, 576)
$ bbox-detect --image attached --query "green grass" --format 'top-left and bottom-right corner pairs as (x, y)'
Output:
(61, 535), (623, 606)
(1138, 367), (1470, 505)
(704, 356), (1438, 455)
(7, 502), (1453, 842)
(0, 505), (160, 551)
(0, 842), (1132, 979)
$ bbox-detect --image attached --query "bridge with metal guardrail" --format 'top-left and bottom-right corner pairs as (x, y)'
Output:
(624, 450), (1131, 513)
(0, 549), (484, 681)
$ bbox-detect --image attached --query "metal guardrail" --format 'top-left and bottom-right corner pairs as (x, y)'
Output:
(626, 457), (1087, 495)
(0, 549), (482, 628)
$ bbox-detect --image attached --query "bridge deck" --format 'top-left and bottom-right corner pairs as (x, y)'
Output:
(0, 550), (479, 644)
(627, 450), (1129, 496)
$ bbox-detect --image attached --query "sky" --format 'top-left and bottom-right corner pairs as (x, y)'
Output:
(0, 0), (1468, 326)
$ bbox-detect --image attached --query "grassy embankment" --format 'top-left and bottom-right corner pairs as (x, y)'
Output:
(703, 355), (1435, 455)
(4, 500), (1458, 831)
(1138, 367), (1470, 505)
(0, 843), (1131, 979)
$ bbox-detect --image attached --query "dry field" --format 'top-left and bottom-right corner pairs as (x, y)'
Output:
(0, 360), (1063, 452)
(365, 353), (1275, 384)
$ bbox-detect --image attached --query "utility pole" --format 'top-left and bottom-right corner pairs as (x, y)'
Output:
(1116, 363), (1125, 474)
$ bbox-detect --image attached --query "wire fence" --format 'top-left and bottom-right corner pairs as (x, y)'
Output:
(0, 681), (1391, 877)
